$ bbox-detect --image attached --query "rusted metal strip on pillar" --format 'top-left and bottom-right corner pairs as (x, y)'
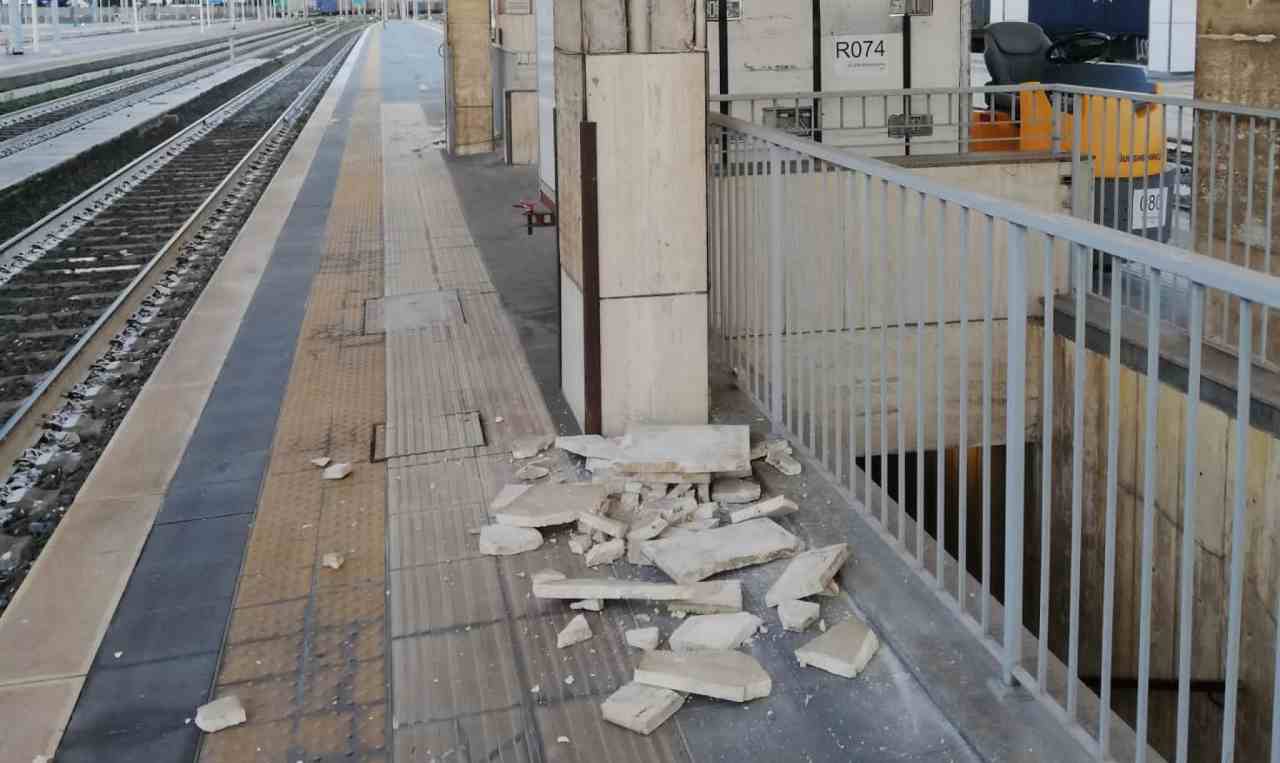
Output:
(581, 120), (602, 434)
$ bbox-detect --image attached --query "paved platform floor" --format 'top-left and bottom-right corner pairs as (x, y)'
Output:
(0, 19), (1109, 763)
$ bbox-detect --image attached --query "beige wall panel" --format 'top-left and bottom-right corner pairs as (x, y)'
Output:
(561, 269), (587, 429)
(450, 22), (494, 107)
(498, 13), (536, 50)
(508, 90), (538, 165)
(555, 50), (585, 288)
(601, 293), (708, 435)
(587, 53), (707, 299)
(580, 0), (628, 52)
(554, 0), (584, 53)
(453, 106), (494, 155)
(649, 0), (696, 51)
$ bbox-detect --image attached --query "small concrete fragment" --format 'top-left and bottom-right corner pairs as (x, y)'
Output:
(749, 438), (792, 461)
(321, 552), (345, 570)
(195, 695), (247, 733)
(309, 456), (332, 467)
(711, 478), (761, 505)
(570, 599), (603, 611)
(614, 425), (751, 474)
(492, 482), (609, 528)
(778, 600), (821, 632)
(626, 510), (668, 541)
(602, 682), (685, 735)
(634, 649), (772, 702)
(479, 525), (543, 556)
(653, 495), (698, 524)
(578, 511), (628, 538)
(568, 534), (594, 555)
(556, 434), (622, 460)
(514, 464), (551, 481)
(584, 538), (625, 567)
(557, 614), (593, 648)
(532, 578), (696, 600)
(667, 579), (743, 614)
(669, 612), (763, 652)
(765, 450), (803, 476)
(795, 616), (880, 678)
(322, 463), (352, 480)
(729, 495), (799, 524)
(625, 626), (660, 650)
(512, 434), (554, 460)
(533, 569), (567, 584)
(640, 518), (801, 584)
(765, 543), (850, 607)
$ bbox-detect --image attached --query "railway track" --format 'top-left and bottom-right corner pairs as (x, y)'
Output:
(0, 23), (364, 609)
(0, 22), (329, 156)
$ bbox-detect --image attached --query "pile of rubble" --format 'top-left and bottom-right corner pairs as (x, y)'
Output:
(479, 424), (882, 736)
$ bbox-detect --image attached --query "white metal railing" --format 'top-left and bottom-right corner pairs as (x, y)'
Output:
(708, 110), (1280, 763)
(710, 84), (1280, 371)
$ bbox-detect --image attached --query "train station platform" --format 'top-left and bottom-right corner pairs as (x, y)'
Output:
(0, 20), (1095, 763)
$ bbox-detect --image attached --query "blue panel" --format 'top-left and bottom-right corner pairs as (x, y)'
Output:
(1030, 0), (1147, 37)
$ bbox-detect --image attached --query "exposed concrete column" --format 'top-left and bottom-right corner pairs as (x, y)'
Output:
(555, 0), (708, 434)
(1193, 0), (1280, 356)
(445, 0), (493, 154)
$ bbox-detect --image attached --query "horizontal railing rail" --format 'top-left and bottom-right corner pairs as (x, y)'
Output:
(708, 110), (1280, 763)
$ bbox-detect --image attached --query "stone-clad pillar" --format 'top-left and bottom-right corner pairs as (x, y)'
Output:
(555, 0), (709, 435)
(446, 0), (494, 154)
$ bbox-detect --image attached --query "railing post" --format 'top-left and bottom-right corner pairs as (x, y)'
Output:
(768, 145), (785, 427)
(1002, 222), (1028, 685)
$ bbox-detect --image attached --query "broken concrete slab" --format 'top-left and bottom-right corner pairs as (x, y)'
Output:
(321, 552), (345, 571)
(627, 539), (654, 566)
(514, 464), (551, 481)
(667, 580), (743, 614)
(479, 525), (543, 556)
(322, 463), (352, 480)
(578, 511), (628, 538)
(795, 615), (880, 678)
(492, 482), (609, 528)
(556, 434), (623, 460)
(557, 614), (593, 648)
(512, 434), (554, 459)
(568, 534), (593, 555)
(778, 600), (821, 632)
(626, 510), (669, 541)
(639, 518), (801, 584)
(634, 650), (772, 702)
(765, 449), (802, 476)
(669, 612), (763, 652)
(570, 599), (603, 611)
(651, 496), (698, 524)
(710, 478), (761, 505)
(585, 538), (625, 567)
(728, 495), (798, 524)
(678, 518), (719, 531)
(533, 569), (567, 584)
(490, 483), (532, 511)
(621, 471), (712, 484)
(614, 425), (750, 474)
(532, 578), (697, 601)
(625, 627), (660, 650)
(765, 544), (849, 607)
(195, 695), (246, 733)
(749, 439), (792, 461)
(602, 682), (685, 735)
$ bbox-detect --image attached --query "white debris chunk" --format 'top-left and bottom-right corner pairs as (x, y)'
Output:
(749, 439), (792, 461)
(309, 456), (332, 467)
(711, 478), (761, 505)
(634, 650), (772, 702)
(492, 482), (609, 528)
(512, 434), (554, 460)
(795, 616), (880, 678)
(584, 538), (625, 567)
(557, 614), (594, 648)
(669, 612), (763, 652)
(640, 519), (801, 584)
(568, 534), (594, 555)
(479, 525), (543, 556)
(778, 600), (821, 632)
(729, 495), (798, 524)
(321, 552), (345, 570)
(195, 695), (247, 733)
(667, 579), (743, 615)
(653, 496), (698, 524)
(602, 682), (685, 735)
(556, 434), (622, 460)
(322, 463), (352, 480)
(626, 510), (669, 541)
(489, 482), (532, 511)
(515, 464), (550, 481)
(765, 543), (850, 606)
(532, 569), (566, 584)
(614, 425), (751, 474)
(532, 578), (697, 601)
(625, 627), (660, 651)
(765, 450), (803, 476)
(578, 511), (629, 538)
(570, 599), (603, 611)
